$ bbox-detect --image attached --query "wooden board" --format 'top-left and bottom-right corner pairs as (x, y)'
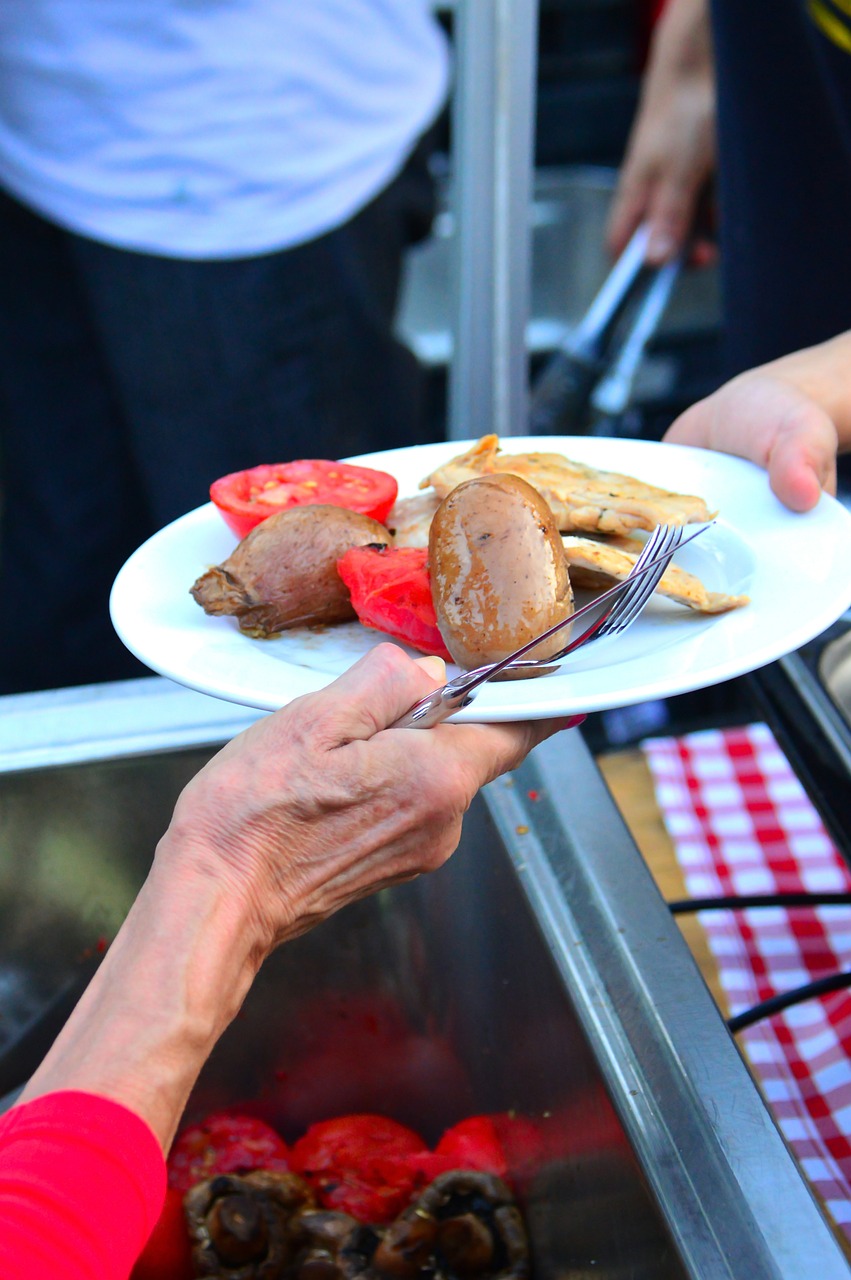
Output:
(596, 747), (728, 1012)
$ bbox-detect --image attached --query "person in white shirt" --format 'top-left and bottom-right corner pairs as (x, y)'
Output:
(0, 1), (449, 693)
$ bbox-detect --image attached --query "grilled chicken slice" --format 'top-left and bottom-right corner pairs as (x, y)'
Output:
(420, 434), (713, 536)
(386, 492), (440, 548)
(562, 533), (749, 614)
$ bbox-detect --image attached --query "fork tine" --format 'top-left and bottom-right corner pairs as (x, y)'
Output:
(390, 522), (712, 726)
(533, 522), (685, 664)
(601, 524), (673, 628)
(604, 524), (683, 633)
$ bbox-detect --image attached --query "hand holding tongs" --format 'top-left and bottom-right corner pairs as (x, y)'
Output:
(391, 522), (711, 730)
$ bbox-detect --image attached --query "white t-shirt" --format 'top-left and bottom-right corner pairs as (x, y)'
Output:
(0, 1), (449, 258)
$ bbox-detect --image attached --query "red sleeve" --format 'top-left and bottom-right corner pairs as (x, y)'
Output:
(0, 1090), (166, 1280)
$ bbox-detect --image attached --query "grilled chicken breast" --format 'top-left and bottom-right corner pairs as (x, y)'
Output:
(562, 533), (749, 614)
(420, 434), (713, 536)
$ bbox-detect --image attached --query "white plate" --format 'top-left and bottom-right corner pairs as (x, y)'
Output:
(110, 437), (851, 721)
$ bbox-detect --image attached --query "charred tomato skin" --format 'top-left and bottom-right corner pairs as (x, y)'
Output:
(290, 1115), (430, 1225)
(168, 1112), (290, 1193)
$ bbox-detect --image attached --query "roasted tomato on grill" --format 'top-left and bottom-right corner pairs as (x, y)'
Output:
(289, 1113), (430, 1223)
(167, 1111), (290, 1192)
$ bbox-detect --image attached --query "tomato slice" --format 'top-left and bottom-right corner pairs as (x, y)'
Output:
(131, 1186), (194, 1280)
(289, 1114), (429, 1223)
(167, 1112), (290, 1192)
(336, 545), (452, 661)
(210, 460), (399, 539)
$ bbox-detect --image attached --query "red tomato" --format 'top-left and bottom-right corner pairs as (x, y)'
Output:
(210, 460), (398, 538)
(290, 1114), (429, 1223)
(336, 545), (452, 660)
(434, 1115), (509, 1177)
(406, 1115), (510, 1182)
(131, 1187), (194, 1280)
(167, 1112), (290, 1192)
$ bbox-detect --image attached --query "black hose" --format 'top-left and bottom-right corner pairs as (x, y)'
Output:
(669, 892), (851, 914)
(728, 970), (851, 1033)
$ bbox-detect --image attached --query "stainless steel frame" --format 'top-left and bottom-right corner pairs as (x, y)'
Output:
(448, 0), (538, 439)
(499, 736), (851, 1278)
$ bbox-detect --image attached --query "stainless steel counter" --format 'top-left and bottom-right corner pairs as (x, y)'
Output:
(0, 676), (848, 1278)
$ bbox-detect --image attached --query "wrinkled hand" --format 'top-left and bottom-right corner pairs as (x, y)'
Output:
(664, 367), (839, 511)
(606, 0), (716, 266)
(21, 648), (575, 1146)
(160, 645), (571, 956)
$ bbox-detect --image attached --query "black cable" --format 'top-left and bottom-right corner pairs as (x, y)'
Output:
(669, 892), (851, 914)
(728, 970), (851, 1033)
(666, 894), (851, 1031)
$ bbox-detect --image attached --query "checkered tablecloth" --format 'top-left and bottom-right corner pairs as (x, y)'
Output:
(642, 722), (851, 1237)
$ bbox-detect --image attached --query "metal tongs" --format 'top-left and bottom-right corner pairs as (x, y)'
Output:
(391, 522), (711, 730)
(529, 223), (683, 436)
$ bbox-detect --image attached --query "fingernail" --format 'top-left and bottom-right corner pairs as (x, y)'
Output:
(416, 655), (447, 683)
(564, 714), (587, 731)
(646, 230), (675, 263)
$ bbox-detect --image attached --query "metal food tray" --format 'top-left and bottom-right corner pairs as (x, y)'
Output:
(0, 677), (846, 1278)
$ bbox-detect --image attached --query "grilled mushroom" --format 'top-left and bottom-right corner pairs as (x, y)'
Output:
(428, 474), (574, 672)
(371, 1208), (438, 1278)
(372, 1172), (529, 1280)
(291, 1208), (382, 1280)
(184, 1165), (528, 1280)
(185, 1170), (315, 1279)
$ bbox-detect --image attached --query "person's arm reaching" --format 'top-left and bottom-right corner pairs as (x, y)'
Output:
(0, 647), (570, 1280)
(664, 331), (851, 510)
(606, 0), (716, 265)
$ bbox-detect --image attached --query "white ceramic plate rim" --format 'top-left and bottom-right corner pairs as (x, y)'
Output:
(110, 437), (851, 721)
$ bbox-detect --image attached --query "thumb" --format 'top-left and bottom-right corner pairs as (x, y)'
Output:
(312, 643), (447, 743)
(413, 655), (447, 684)
(767, 411), (838, 511)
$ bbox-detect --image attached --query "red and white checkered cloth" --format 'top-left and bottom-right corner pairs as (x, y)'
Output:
(642, 722), (851, 1237)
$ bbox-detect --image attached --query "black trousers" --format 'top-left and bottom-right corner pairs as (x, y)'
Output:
(0, 142), (437, 693)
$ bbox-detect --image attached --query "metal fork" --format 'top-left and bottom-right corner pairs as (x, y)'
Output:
(548, 520), (689, 660)
(391, 522), (711, 730)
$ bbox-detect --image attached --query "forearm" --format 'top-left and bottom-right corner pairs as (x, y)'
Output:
(18, 850), (262, 1151)
(608, 0), (714, 261)
(17, 648), (559, 1150)
(650, 0), (711, 72)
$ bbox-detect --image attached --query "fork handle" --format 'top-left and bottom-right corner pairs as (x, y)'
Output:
(390, 682), (479, 730)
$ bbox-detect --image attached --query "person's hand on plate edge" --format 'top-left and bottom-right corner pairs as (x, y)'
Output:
(663, 332), (851, 511)
(160, 644), (573, 953)
(19, 645), (577, 1150)
(606, 0), (716, 267)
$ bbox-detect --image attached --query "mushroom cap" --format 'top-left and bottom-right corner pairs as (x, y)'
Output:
(185, 1170), (315, 1279)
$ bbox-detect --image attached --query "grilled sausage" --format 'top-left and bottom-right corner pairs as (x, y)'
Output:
(428, 474), (574, 670)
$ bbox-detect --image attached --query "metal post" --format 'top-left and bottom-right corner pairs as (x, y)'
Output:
(447, 0), (539, 441)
